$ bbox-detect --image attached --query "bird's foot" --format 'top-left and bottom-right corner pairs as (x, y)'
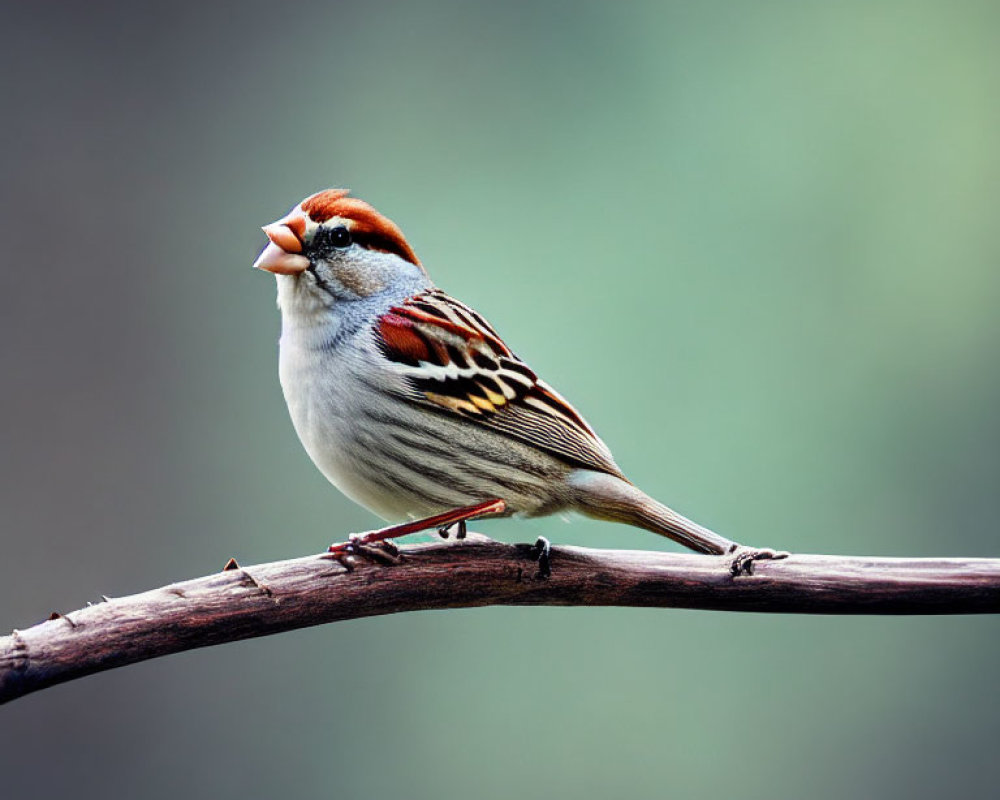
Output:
(327, 537), (403, 570)
(437, 519), (468, 540)
(328, 498), (505, 556)
(530, 536), (552, 579)
(728, 545), (789, 577)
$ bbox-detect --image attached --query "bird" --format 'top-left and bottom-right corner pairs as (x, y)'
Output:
(253, 188), (784, 576)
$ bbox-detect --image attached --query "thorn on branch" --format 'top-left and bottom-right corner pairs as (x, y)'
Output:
(239, 570), (273, 597)
(46, 612), (77, 629)
(221, 558), (275, 596)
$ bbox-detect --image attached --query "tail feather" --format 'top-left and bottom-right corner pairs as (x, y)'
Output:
(568, 471), (737, 555)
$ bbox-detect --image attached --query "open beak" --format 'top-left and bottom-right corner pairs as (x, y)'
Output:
(253, 212), (310, 275)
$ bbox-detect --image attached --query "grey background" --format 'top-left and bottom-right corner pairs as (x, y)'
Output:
(2, 2), (998, 798)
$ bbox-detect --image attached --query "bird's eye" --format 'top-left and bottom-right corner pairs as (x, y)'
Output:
(326, 225), (352, 249)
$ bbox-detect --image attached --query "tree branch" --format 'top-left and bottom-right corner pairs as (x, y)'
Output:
(2, 535), (998, 704)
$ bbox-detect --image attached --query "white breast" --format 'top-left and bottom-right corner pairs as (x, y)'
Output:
(278, 323), (404, 520)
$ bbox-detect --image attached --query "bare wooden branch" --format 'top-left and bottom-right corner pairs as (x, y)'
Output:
(2, 535), (998, 705)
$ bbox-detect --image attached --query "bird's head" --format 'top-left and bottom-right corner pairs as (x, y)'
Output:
(254, 189), (427, 312)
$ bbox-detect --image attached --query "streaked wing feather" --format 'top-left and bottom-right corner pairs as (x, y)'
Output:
(375, 289), (624, 478)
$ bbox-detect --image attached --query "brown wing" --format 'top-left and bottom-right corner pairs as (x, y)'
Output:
(374, 289), (625, 478)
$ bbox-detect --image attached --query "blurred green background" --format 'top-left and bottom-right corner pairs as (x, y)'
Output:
(2, 1), (998, 797)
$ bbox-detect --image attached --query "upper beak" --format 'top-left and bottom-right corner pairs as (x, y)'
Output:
(253, 213), (310, 275)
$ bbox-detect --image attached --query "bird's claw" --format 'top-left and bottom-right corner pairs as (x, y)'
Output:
(530, 536), (552, 579)
(728, 546), (789, 577)
(438, 519), (467, 540)
(327, 536), (402, 569)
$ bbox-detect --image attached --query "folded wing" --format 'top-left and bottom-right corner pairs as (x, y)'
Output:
(374, 289), (625, 479)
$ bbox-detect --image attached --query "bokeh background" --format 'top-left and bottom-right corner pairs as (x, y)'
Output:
(2, 1), (998, 797)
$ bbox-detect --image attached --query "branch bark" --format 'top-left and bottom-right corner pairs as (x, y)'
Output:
(2, 535), (998, 705)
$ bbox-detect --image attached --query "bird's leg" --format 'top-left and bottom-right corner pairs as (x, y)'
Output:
(329, 498), (505, 555)
(438, 519), (468, 540)
(530, 536), (552, 579)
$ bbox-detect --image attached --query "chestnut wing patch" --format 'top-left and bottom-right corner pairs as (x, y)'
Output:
(375, 290), (623, 477)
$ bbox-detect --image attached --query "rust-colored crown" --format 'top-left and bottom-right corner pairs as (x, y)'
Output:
(301, 189), (422, 269)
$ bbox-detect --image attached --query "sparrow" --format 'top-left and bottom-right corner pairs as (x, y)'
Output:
(253, 189), (784, 576)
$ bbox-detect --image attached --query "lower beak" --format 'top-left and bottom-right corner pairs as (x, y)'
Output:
(253, 241), (310, 275)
